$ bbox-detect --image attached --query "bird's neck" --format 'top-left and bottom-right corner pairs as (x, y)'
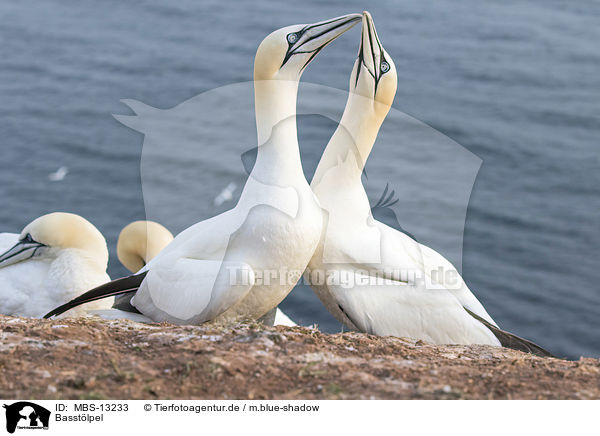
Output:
(312, 94), (385, 186)
(252, 80), (305, 184)
(57, 248), (108, 274)
(119, 250), (146, 274)
(46, 249), (107, 296)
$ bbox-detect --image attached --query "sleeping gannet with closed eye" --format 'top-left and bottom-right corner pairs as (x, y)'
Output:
(45, 14), (362, 323)
(306, 12), (553, 356)
(0, 213), (113, 317)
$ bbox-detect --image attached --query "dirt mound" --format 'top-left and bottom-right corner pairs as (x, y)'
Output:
(0, 315), (597, 399)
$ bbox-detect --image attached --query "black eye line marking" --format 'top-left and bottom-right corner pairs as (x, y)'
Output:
(355, 41), (376, 88)
(299, 45), (324, 72)
(281, 29), (307, 68)
(281, 16), (357, 69)
(367, 17), (385, 92)
(355, 19), (388, 92)
(355, 39), (365, 87)
(30, 245), (44, 259)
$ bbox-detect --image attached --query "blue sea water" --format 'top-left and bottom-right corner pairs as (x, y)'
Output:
(0, 0), (598, 358)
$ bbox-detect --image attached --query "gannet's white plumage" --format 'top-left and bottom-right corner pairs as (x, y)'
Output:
(0, 233), (19, 253)
(0, 213), (113, 317)
(307, 12), (502, 346)
(46, 14), (362, 324)
(274, 309), (297, 327)
(102, 220), (298, 325)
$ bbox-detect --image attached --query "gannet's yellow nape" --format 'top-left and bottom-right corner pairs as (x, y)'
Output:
(117, 221), (174, 273)
(0, 212), (112, 318)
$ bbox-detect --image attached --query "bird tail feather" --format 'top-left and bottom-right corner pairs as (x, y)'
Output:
(44, 272), (147, 319)
(465, 308), (556, 358)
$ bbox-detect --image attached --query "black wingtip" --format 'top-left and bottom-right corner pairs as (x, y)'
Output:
(465, 308), (556, 358)
(43, 272), (148, 319)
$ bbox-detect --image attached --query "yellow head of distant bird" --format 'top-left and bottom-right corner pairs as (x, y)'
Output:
(0, 212), (108, 269)
(117, 220), (174, 273)
(254, 13), (362, 81)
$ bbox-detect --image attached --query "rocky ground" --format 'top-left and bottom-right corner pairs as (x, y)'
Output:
(0, 314), (598, 400)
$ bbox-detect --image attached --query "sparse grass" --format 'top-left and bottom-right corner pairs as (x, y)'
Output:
(0, 315), (596, 400)
(78, 392), (107, 400)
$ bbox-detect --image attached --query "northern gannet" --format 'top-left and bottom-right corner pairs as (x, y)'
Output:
(45, 14), (362, 324)
(0, 213), (113, 317)
(306, 12), (552, 356)
(108, 220), (296, 325)
(116, 220), (175, 274)
(91, 220), (174, 322)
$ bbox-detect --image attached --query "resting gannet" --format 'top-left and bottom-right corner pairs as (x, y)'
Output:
(89, 220), (174, 322)
(0, 213), (113, 317)
(111, 220), (174, 314)
(306, 12), (552, 356)
(116, 220), (175, 274)
(45, 14), (362, 324)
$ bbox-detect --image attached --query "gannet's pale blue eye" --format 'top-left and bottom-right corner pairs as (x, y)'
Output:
(287, 33), (298, 44)
(380, 61), (390, 73)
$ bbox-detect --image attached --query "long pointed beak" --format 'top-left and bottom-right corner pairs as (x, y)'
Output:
(0, 241), (45, 269)
(286, 13), (362, 68)
(306, 13), (362, 48)
(359, 11), (384, 81)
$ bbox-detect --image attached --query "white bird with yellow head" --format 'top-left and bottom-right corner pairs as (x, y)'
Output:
(0, 212), (113, 317)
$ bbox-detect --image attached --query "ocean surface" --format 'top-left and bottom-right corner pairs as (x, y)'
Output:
(0, 0), (598, 358)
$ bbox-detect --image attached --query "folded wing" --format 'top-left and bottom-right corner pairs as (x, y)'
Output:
(327, 270), (501, 346)
(132, 258), (255, 324)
